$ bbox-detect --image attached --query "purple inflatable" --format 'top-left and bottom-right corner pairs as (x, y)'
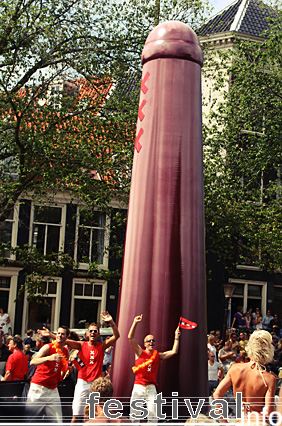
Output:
(111, 21), (207, 419)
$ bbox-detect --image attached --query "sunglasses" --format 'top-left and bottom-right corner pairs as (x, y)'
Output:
(145, 339), (155, 343)
(89, 329), (99, 334)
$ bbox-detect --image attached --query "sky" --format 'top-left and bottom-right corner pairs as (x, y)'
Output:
(211, 0), (234, 14)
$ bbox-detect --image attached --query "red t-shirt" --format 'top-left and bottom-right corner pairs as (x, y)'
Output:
(134, 350), (160, 386)
(6, 349), (28, 381)
(77, 341), (103, 382)
(31, 343), (68, 389)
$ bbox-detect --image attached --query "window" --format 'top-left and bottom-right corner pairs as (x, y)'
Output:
(229, 279), (266, 320)
(48, 83), (62, 110)
(47, 80), (78, 110)
(273, 286), (282, 320)
(23, 279), (62, 334)
(0, 277), (10, 311)
(31, 205), (63, 256)
(71, 280), (106, 328)
(76, 211), (106, 264)
(0, 210), (14, 258)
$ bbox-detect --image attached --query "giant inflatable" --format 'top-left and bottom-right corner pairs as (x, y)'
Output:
(112, 21), (207, 419)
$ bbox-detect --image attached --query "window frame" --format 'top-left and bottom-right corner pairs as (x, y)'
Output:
(70, 279), (107, 328)
(74, 210), (110, 270)
(228, 278), (267, 316)
(0, 204), (19, 259)
(21, 277), (62, 336)
(29, 202), (66, 256)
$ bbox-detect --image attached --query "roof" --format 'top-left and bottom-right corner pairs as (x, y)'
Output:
(75, 78), (113, 103)
(102, 69), (140, 114)
(198, 0), (278, 37)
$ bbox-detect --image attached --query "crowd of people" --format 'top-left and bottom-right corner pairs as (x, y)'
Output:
(2, 304), (282, 423)
(0, 312), (181, 424)
(230, 306), (282, 335)
(0, 312), (119, 423)
(207, 306), (282, 422)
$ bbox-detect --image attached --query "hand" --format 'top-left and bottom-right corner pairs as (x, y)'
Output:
(100, 311), (113, 323)
(175, 326), (181, 338)
(37, 327), (51, 337)
(49, 353), (63, 362)
(134, 315), (143, 323)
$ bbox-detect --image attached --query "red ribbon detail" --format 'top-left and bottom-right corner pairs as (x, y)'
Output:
(135, 128), (143, 153)
(141, 72), (149, 94)
(138, 99), (146, 122)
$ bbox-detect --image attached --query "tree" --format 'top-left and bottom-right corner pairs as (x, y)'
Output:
(203, 9), (282, 276)
(0, 0), (210, 296)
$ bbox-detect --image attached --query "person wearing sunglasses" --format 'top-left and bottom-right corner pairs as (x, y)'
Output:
(37, 311), (120, 423)
(128, 314), (180, 423)
(208, 350), (224, 396)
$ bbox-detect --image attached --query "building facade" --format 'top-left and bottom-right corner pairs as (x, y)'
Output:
(198, 0), (282, 330)
(0, 193), (126, 336)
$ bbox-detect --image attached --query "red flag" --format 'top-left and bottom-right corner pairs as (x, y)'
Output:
(179, 316), (197, 330)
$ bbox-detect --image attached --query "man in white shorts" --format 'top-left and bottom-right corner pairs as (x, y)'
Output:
(128, 314), (180, 423)
(38, 311), (120, 423)
(26, 325), (70, 423)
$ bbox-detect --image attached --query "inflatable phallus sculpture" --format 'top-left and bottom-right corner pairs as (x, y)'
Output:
(111, 20), (208, 419)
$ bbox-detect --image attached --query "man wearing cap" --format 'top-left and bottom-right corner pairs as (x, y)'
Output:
(128, 314), (180, 423)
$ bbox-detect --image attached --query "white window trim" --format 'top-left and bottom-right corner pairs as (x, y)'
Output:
(74, 212), (110, 270)
(21, 277), (62, 336)
(70, 279), (107, 328)
(29, 202), (66, 255)
(2, 203), (19, 260)
(0, 267), (22, 334)
(228, 278), (267, 316)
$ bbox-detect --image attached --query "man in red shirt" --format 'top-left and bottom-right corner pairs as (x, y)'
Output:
(25, 325), (70, 423)
(1, 335), (28, 381)
(128, 315), (180, 423)
(70, 312), (120, 423)
(38, 311), (120, 423)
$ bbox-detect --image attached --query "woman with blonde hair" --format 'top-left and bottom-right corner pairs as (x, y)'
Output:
(213, 330), (276, 423)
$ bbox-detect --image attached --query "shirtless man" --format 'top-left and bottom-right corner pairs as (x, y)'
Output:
(213, 330), (276, 423)
(128, 314), (180, 423)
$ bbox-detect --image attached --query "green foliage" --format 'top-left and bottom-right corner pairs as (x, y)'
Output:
(0, 0), (210, 298)
(204, 10), (282, 274)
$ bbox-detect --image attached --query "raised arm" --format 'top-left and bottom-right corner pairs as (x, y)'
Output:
(159, 327), (181, 360)
(128, 315), (143, 357)
(37, 327), (82, 350)
(101, 311), (120, 349)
